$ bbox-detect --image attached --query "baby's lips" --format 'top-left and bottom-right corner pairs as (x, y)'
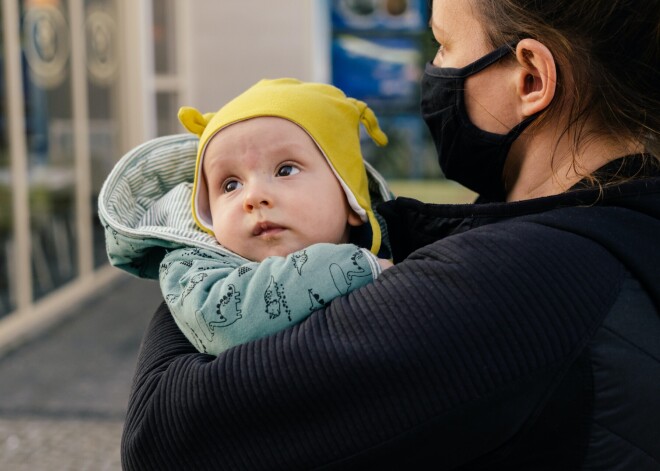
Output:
(252, 221), (284, 236)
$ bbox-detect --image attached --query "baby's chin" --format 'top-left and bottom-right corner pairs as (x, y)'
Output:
(225, 231), (350, 261)
(231, 244), (304, 262)
(254, 246), (302, 262)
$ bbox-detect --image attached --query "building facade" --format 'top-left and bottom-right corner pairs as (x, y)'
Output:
(0, 0), (324, 351)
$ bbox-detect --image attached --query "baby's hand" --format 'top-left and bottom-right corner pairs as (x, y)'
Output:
(378, 258), (393, 271)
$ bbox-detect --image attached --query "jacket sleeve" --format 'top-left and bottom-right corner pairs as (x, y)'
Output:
(122, 223), (623, 470)
(160, 244), (381, 356)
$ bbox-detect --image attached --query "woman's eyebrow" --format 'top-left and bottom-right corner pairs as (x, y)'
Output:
(428, 17), (445, 35)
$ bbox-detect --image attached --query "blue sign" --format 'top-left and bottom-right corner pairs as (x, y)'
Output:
(332, 35), (422, 108)
(331, 0), (427, 32)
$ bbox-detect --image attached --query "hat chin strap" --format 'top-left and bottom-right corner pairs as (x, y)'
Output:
(336, 176), (368, 223)
(192, 168), (215, 235)
(296, 126), (369, 224)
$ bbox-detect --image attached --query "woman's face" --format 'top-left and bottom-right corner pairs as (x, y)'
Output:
(429, 0), (521, 133)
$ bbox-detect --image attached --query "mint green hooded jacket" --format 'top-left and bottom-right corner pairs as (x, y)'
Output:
(98, 134), (392, 355)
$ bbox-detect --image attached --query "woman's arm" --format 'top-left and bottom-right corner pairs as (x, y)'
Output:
(123, 223), (622, 470)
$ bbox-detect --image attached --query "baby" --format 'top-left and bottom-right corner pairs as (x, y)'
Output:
(156, 79), (391, 354)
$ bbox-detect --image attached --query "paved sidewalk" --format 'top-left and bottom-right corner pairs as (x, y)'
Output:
(0, 273), (162, 470)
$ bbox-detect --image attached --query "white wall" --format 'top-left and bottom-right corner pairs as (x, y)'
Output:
(183, 0), (329, 111)
(118, 0), (156, 150)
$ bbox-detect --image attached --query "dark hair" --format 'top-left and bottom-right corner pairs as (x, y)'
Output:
(474, 0), (660, 168)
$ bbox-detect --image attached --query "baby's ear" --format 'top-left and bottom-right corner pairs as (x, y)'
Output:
(347, 210), (364, 227)
(178, 107), (215, 136)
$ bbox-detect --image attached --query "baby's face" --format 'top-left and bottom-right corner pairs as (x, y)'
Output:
(203, 117), (362, 261)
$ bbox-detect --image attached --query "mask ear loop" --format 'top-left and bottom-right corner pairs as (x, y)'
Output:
(425, 41), (519, 78)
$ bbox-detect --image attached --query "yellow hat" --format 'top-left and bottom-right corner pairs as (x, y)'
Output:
(178, 78), (388, 255)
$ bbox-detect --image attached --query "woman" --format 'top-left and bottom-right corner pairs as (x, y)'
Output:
(121, 0), (659, 469)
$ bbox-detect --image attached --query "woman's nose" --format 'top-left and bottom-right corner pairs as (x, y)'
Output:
(242, 182), (273, 212)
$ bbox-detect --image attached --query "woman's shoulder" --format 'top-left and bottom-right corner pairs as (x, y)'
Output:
(411, 210), (618, 272)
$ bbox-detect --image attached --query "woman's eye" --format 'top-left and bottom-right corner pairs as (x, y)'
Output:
(428, 32), (442, 48)
(430, 37), (444, 65)
(428, 34), (444, 55)
(223, 180), (243, 193)
(276, 165), (300, 177)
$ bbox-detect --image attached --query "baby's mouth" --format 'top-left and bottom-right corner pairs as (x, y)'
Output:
(253, 221), (285, 237)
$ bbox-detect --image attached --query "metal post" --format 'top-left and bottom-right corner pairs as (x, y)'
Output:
(69, 0), (93, 277)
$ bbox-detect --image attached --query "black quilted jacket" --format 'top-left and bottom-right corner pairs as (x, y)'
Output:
(122, 158), (660, 470)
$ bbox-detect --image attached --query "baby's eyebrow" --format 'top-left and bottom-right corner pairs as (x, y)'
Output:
(202, 153), (228, 178)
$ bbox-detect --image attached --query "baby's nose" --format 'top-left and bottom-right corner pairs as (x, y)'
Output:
(242, 183), (273, 212)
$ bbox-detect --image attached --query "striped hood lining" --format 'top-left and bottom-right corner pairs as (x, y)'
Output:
(98, 133), (392, 278)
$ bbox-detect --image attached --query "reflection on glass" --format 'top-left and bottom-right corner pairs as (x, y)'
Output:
(21, 0), (78, 299)
(156, 91), (179, 137)
(153, 0), (176, 75)
(86, 0), (120, 267)
(0, 3), (17, 317)
(343, 0), (377, 16)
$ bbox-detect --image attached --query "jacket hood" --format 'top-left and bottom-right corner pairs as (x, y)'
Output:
(531, 176), (660, 312)
(98, 134), (392, 279)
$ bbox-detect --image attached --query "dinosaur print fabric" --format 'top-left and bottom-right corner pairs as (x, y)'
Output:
(160, 244), (379, 355)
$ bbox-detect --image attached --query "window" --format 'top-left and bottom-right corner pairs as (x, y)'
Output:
(85, 0), (121, 267)
(152, 0), (181, 136)
(0, 1), (16, 317)
(21, 0), (78, 299)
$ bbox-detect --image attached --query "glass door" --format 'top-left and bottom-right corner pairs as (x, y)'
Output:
(85, 0), (120, 267)
(21, 0), (78, 299)
(0, 1), (16, 317)
(153, 0), (180, 136)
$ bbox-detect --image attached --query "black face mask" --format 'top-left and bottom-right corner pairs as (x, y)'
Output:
(421, 43), (538, 200)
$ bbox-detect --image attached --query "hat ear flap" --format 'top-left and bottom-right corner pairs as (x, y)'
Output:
(178, 106), (215, 137)
(348, 98), (388, 147)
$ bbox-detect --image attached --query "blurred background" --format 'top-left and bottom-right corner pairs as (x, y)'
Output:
(0, 0), (473, 468)
(0, 0), (478, 332)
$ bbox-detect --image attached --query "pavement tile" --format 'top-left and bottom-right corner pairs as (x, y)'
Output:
(0, 273), (163, 470)
(0, 417), (123, 471)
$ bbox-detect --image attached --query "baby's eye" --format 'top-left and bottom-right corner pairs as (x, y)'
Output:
(276, 165), (300, 177)
(223, 180), (243, 193)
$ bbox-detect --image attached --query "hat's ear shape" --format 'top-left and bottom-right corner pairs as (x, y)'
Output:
(178, 106), (215, 137)
(348, 98), (388, 147)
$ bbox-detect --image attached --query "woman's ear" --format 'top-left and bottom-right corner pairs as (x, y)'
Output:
(515, 38), (557, 117)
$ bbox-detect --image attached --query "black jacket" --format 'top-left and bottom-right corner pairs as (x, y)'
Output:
(122, 160), (660, 470)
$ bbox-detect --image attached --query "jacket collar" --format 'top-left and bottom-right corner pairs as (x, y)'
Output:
(378, 155), (660, 263)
